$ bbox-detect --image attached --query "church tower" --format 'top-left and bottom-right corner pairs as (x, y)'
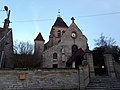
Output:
(34, 32), (45, 59)
(49, 16), (68, 46)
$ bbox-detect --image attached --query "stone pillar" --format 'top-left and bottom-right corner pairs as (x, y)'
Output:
(78, 65), (89, 90)
(78, 66), (85, 90)
(86, 52), (95, 78)
(104, 53), (116, 77)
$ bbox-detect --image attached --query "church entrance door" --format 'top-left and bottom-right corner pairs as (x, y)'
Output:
(75, 56), (82, 68)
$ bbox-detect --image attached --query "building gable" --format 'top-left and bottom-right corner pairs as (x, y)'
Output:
(59, 20), (87, 51)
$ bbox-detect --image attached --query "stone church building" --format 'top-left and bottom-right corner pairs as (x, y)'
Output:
(34, 16), (115, 77)
(34, 16), (88, 68)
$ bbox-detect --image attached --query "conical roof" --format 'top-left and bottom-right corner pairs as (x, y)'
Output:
(53, 17), (68, 27)
(34, 32), (45, 41)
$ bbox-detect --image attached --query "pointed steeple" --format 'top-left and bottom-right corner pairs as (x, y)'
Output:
(34, 32), (45, 41)
(52, 17), (68, 28)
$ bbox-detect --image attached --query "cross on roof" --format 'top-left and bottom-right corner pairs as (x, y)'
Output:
(71, 17), (75, 23)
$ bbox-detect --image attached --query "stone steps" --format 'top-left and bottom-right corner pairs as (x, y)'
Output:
(86, 76), (120, 90)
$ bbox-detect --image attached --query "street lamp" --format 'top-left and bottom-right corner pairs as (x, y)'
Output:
(4, 6), (8, 11)
(4, 6), (10, 19)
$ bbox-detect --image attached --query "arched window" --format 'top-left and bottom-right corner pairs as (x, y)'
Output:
(72, 45), (78, 55)
(53, 53), (57, 59)
(57, 30), (61, 37)
(62, 30), (65, 35)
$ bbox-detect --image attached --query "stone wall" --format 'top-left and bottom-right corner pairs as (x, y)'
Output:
(0, 68), (88, 90)
(104, 54), (115, 77)
(79, 65), (89, 89)
(114, 62), (120, 79)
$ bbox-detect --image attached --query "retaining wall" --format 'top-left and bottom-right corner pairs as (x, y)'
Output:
(0, 66), (89, 90)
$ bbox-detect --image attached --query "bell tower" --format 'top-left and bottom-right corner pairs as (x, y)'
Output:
(49, 15), (68, 46)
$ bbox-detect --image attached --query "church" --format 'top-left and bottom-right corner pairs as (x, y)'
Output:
(34, 16), (88, 68)
(34, 15), (116, 77)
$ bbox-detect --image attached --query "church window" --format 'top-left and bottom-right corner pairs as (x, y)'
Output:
(58, 30), (61, 37)
(62, 30), (65, 35)
(53, 53), (57, 59)
(72, 45), (78, 55)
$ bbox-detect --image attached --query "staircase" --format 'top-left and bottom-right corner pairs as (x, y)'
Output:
(86, 76), (120, 90)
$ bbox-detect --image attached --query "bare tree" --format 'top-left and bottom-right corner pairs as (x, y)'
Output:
(13, 41), (33, 55)
(94, 33), (116, 47)
(94, 34), (120, 62)
(13, 41), (40, 69)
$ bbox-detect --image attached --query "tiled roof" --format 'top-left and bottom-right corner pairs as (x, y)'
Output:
(34, 32), (45, 41)
(52, 17), (68, 27)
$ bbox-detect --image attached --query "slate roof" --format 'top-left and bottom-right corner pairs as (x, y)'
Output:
(52, 17), (68, 27)
(34, 32), (45, 41)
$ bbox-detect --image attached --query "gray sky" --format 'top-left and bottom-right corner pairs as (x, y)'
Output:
(0, 0), (120, 49)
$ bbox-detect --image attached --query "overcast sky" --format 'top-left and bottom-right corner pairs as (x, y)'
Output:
(0, 0), (120, 49)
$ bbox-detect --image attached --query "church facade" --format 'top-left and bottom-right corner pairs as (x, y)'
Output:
(34, 16), (116, 78)
(34, 16), (88, 69)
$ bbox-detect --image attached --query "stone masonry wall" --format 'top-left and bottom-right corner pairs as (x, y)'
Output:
(114, 62), (120, 79)
(0, 69), (81, 90)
